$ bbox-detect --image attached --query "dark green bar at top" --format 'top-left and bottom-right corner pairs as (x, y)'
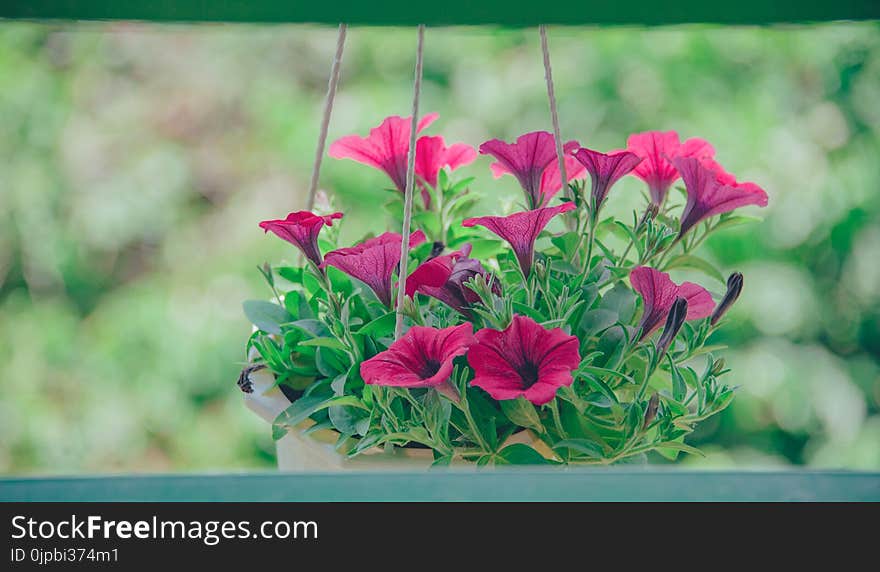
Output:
(1, 0), (879, 26)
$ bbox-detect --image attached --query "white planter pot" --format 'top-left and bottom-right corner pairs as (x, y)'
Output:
(242, 368), (433, 470)
(242, 365), (556, 470)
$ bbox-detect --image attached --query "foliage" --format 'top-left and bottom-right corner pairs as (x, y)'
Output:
(245, 146), (752, 464)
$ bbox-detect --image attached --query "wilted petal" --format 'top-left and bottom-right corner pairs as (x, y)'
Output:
(406, 245), (496, 316)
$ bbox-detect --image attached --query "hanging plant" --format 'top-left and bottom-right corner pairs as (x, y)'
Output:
(242, 115), (767, 466)
(238, 26), (768, 466)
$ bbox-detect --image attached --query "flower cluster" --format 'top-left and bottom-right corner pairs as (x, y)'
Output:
(244, 113), (768, 465)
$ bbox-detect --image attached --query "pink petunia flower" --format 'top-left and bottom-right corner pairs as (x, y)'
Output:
(328, 114), (475, 208)
(414, 135), (478, 207)
(673, 156), (769, 238)
(629, 266), (715, 341)
(482, 132), (584, 209)
(572, 147), (642, 211)
(259, 211), (343, 268)
(406, 244), (500, 316)
(360, 323), (475, 392)
(468, 315), (581, 406)
(625, 131), (715, 206)
(322, 230), (426, 307)
(462, 202), (576, 278)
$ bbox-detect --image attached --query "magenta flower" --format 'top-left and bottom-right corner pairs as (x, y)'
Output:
(572, 147), (642, 211)
(468, 315), (581, 405)
(360, 323), (475, 392)
(406, 245), (500, 316)
(415, 135), (477, 207)
(535, 153), (588, 206)
(322, 230), (427, 307)
(329, 113), (438, 193)
(673, 157), (769, 238)
(258, 211), (343, 267)
(625, 130), (715, 206)
(481, 132), (583, 209)
(329, 114), (475, 208)
(462, 202), (576, 277)
(629, 266), (715, 341)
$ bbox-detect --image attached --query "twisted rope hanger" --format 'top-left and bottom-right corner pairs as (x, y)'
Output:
(306, 23), (348, 211)
(540, 25), (572, 202)
(394, 24), (426, 340)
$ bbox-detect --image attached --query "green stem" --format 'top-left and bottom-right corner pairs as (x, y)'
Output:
(457, 399), (492, 453)
(576, 211), (598, 289)
(548, 400), (568, 440)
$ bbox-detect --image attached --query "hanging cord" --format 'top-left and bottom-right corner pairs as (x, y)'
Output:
(394, 25), (426, 340)
(540, 25), (572, 203)
(306, 23), (348, 211)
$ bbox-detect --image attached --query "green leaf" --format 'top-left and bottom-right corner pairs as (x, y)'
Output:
(599, 282), (637, 323)
(581, 365), (635, 385)
(357, 312), (396, 338)
(315, 346), (348, 377)
(466, 238), (505, 260)
(495, 443), (550, 465)
(670, 361), (687, 402)
(593, 326), (627, 369)
(657, 441), (705, 457)
(665, 254), (725, 284)
(625, 402), (645, 436)
(329, 404), (370, 436)
(512, 302), (547, 323)
(242, 300), (292, 335)
(299, 337), (348, 351)
(580, 283), (599, 309)
(466, 390), (501, 451)
(276, 266), (303, 285)
(289, 319), (331, 338)
(579, 309), (618, 337)
(552, 439), (604, 459)
(500, 397), (544, 432)
(272, 395), (367, 440)
(377, 428), (434, 448)
(582, 373), (620, 405)
(550, 231), (580, 259)
(712, 215), (762, 232)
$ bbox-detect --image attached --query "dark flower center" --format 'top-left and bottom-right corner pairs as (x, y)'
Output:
(517, 361), (540, 389)
(419, 359), (442, 379)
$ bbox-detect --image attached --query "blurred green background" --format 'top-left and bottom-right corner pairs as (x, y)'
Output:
(1, 21), (878, 474)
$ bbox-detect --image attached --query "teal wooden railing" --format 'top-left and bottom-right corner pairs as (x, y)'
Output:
(1, 471), (878, 501)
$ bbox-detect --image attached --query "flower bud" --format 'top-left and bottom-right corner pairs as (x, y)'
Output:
(657, 297), (688, 358)
(638, 203), (660, 230)
(643, 393), (660, 427)
(710, 272), (744, 326)
(709, 357), (727, 377)
(428, 241), (445, 260)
